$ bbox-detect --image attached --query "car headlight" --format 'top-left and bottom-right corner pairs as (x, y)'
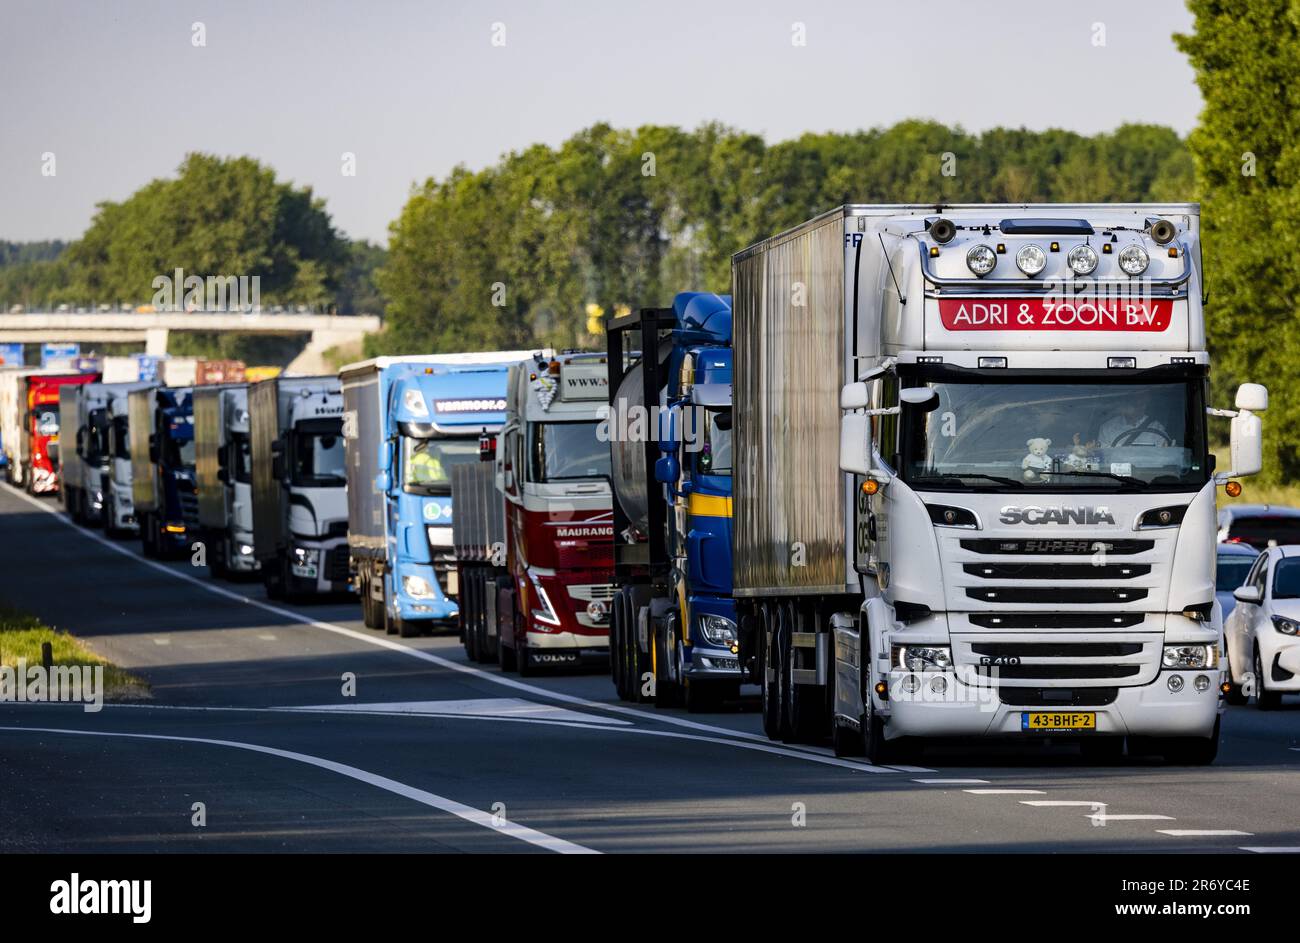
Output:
(402, 574), (436, 599)
(698, 614), (738, 646)
(893, 644), (953, 672)
(1015, 244), (1047, 277)
(1118, 244), (1150, 276)
(1162, 644), (1218, 670)
(966, 244), (997, 277)
(1067, 244), (1098, 275)
(1271, 615), (1299, 636)
(526, 570), (561, 626)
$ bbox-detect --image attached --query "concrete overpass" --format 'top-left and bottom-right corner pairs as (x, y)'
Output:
(0, 310), (380, 374)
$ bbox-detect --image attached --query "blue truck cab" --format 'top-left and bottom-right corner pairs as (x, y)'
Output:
(607, 292), (738, 710)
(128, 385), (196, 558)
(341, 353), (531, 638)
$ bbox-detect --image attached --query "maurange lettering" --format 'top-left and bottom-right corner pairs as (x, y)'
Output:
(999, 505), (1117, 525)
(556, 525), (615, 538)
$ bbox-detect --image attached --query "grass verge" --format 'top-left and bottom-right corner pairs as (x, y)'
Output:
(0, 602), (150, 701)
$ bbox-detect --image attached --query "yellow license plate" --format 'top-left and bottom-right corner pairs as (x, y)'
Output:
(1022, 711), (1096, 731)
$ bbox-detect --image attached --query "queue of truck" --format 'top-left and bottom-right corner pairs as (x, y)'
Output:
(1, 201), (1287, 764)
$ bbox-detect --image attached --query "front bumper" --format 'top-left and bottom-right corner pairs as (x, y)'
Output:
(523, 626), (609, 666)
(394, 561), (457, 621)
(227, 532), (259, 573)
(1259, 634), (1300, 692)
(31, 467), (58, 494)
(883, 668), (1224, 739)
(682, 645), (742, 679)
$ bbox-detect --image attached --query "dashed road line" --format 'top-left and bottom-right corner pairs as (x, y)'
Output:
(1021, 800), (1101, 807)
(964, 788), (1045, 795)
(1241, 846), (1300, 853)
(1158, 829), (1253, 837)
(914, 778), (989, 785)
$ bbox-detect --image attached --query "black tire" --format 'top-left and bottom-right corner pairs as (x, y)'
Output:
(464, 571), (480, 661)
(516, 614), (536, 675)
(861, 695), (914, 765)
(654, 628), (684, 709)
(832, 716), (865, 757)
(627, 598), (653, 704)
(1224, 654), (1249, 706)
(398, 614), (420, 638)
(1255, 648), (1282, 710)
(786, 603), (828, 744)
(141, 514), (159, 558)
(611, 590), (628, 699)
(498, 619), (518, 672)
(1158, 716), (1220, 765)
(760, 605), (783, 740)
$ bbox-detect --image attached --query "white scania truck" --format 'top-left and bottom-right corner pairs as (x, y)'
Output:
(732, 204), (1266, 765)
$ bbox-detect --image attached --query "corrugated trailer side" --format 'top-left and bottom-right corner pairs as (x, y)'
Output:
(341, 366), (384, 560)
(451, 462), (502, 563)
(128, 388), (159, 513)
(248, 378), (283, 560)
(732, 209), (852, 597)
(193, 387), (227, 530)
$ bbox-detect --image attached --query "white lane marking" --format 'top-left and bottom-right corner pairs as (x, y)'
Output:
(258, 634), (277, 641)
(1088, 814), (1175, 821)
(3, 485), (906, 774)
(963, 789), (1045, 795)
(287, 697), (631, 726)
(914, 778), (989, 785)
(152, 638), (170, 646)
(1241, 846), (1300, 853)
(0, 724), (596, 854)
(878, 764), (931, 773)
(1158, 829), (1253, 837)
(1021, 800), (1103, 807)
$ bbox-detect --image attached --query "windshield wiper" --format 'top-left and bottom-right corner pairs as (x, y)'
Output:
(1051, 469), (1144, 489)
(911, 473), (1025, 490)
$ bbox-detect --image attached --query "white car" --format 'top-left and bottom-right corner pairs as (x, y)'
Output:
(1223, 545), (1300, 709)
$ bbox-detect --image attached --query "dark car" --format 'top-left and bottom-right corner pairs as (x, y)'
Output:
(1217, 504), (1300, 551)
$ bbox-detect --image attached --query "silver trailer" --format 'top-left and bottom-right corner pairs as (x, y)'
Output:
(249, 375), (349, 599)
(194, 384), (259, 578)
(451, 459), (506, 661)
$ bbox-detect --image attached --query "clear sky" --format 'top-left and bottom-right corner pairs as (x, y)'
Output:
(0, 0), (1200, 244)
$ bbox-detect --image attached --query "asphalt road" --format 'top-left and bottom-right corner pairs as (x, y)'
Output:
(2, 482), (1298, 854)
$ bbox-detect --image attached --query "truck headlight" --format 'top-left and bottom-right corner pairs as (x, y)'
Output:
(526, 569), (561, 626)
(1162, 644), (1218, 670)
(402, 574), (436, 599)
(1067, 244), (1098, 275)
(1118, 244), (1150, 276)
(1015, 244), (1047, 277)
(966, 244), (997, 277)
(1271, 615), (1299, 636)
(426, 525), (453, 548)
(893, 644), (953, 672)
(238, 544), (254, 556)
(698, 614), (737, 645)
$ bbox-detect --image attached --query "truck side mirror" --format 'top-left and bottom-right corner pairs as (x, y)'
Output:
(1229, 408), (1263, 478)
(148, 433), (159, 464)
(658, 403), (682, 454)
(217, 466), (229, 483)
(376, 439), (391, 473)
(75, 428), (85, 457)
(654, 454), (680, 484)
(839, 413), (872, 476)
(375, 471), (390, 492)
(1235, 383), (1268, 412)
(900, 387), (939, 410)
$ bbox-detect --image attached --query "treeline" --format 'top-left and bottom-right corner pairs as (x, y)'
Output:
(0, 155), (384, 315)
(373, 120), (1192, 354)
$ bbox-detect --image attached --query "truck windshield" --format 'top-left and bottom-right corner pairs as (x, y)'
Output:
(402, 436), (478, 494)
(697, 408), (732, 476)
(901, 376), (1208, 492)
(529, 420), (610, 482)
(293, 420), (346, 487)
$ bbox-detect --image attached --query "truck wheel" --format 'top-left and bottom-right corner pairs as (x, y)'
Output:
(610, 591), (628, 699)
(1255, 648), (1282, 710)
(464, 572), (480, 660)
(141, 515), (158, 558)
(654, 631), (684, 709)
(832, 715), (865, 757)
(760, 605), (783, 739)
(397, 615), (420, 638)
(516, 614), (537, 676)
(1158, 716), (1220, 765)
(786, 604), (828, 744)
(861, 696), (914, 765)
(497, 627), (518, 672)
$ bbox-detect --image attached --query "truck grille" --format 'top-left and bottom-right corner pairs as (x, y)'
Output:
(968, 613), (1145, 629)
(960, 538), (1154, 555)
(988, 664), (1141, 680)
(971, 641), (1143, 657)
(568, 583), (617, 603)
(999, 687), (1119, 707)
(966, 586), (1148, 605)
(325, 546), (350, 583)
(962, 563), (1150, 580)
(434, 552), (458, 598)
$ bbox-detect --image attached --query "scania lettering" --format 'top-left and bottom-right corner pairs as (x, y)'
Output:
(730, 204), (1266, 764)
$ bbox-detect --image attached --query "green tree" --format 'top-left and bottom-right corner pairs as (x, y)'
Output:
(1177, 1), (1300, 481)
